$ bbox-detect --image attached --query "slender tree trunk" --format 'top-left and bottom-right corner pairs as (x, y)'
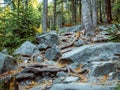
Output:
(105, 0), (112, 24)
(81, 0), (94, 36)
(71, 0), (76, 25)
(99, 0), (102, 23)
(79, 0), (81, 23)
(42, 0), (48, 32)
(91, 0), (97, 28)
(53, 0), (56, 27)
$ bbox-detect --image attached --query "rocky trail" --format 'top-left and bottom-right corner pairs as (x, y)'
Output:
(0, 25), (120, 90)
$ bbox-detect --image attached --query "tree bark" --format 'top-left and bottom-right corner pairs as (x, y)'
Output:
(71, 0), (77, 25)
(81, 0), (94, 36)
(105, 0), (112, 24)
(42, 0), (48, 32)
(99, 0), (102, 23)
(53, 0), (56, 27)
(91, 0), (97, 28)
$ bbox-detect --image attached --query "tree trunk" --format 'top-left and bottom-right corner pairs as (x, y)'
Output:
(79, 0), (81, 23)
(53, 0), (56, 27)
(42, 0), (48, 32)
(91, 0), (97, 28)
(81, 0), (94, 36)
(71, 0), (77, 25)
(105, 0), (112, 24)
(99, 0), (102, 23)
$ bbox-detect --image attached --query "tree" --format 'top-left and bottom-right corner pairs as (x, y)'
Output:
(42, 0), (48, 32)
(53, 0), (56, 27)
(91, 0), (97, 28)
(81, 0), (94, 36)
(71, 0), (76, 25)
(105, 0), (112, 24)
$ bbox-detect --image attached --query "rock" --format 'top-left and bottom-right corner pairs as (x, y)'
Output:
(50, 83), (115, 90)
(1, 49), (8, 54)
(60, 42), (120, 63)
(100, 31), (109, 35)
(36, 31), (59, 47)
(111, 71), (120, 80)
(37, 43), (48, 50)
(93, 35), (109, 42)
(14, 41), (36, 56)
(63, 76), (80, 83)
(57, 71), (67, 77)
(91, 62), (116, 77)
(35, 56), (42, 63)
(98, 25), (109, 31)
(30, 85), (44, 90)
(16, 73), (34, 80)
(45, 45), (61, 60)
(74, 39), (84, 47)
(53, 77), (64, 84)
(117, 63), (120, 69)
(59, 25), (81, 33)
(88, 77), (98, 82)
(0, 53), (16, 73)
(44, 61), (56, 65)
(109, 56), (120, 60)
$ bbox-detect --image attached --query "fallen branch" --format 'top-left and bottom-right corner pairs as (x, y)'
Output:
(21, 67), (67, 74)
(60, 38), (77, 50)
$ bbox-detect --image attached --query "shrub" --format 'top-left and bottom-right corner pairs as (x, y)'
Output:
(0, 1), (41, 54)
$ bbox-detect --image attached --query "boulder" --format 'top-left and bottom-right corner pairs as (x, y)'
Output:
(16, 73), (34, 80)
(59, 25), (81, 33)
(1, 48), (8, 55)
(57, 71), (67, 77)
(0, 53), (16, 73)
(50, 83), (114, 90)
(93, 35), (109, 42)
(35, 56), (42, 63)
(100, 31), (109, 35)
(63, 76), (80, 83)
(45, 46), (61, 60)
(98, 25), (109, 31)
(74, 39), (84, 47)
(111, 71), (120, 80)
(30, 85), (44, 90)
(14, 41), (36, 56)
(60, 42), (120, 63)
(36, 31), (59, 47)
(53, 77), (64, 84)
(91, 62), (116, 77)
(37, 43), (48, 50)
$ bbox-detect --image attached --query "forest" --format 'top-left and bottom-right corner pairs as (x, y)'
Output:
(0, 0), (120, 90)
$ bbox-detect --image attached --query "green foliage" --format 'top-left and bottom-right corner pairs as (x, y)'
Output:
(112, 0), (120, 23)
(106, 24), (120, 42)
(0, 0), (41, 54)
(0, 80), (8, 90)
(114, 84), (120, 90)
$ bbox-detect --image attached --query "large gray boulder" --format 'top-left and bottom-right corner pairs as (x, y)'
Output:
(50, 83), (115, 90)
(60, 42), (120, 63)
(36, 31), (59, 47)
(0, 53), (16, 73)
(59, 25), (81, 33)
(45, 46), (61, 60)
(91, 62), (116, 77)
(14, 41), (36, 56)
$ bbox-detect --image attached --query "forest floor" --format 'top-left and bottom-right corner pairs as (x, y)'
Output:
(0, 25), (120, 90)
